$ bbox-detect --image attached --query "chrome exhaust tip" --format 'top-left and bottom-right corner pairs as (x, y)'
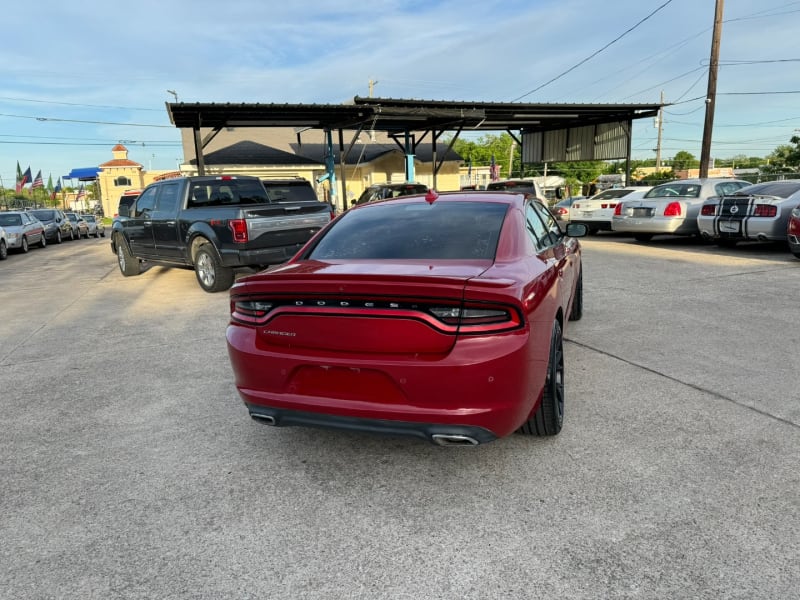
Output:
(250, 413), (276, 425)
(431, 433), (480, 446)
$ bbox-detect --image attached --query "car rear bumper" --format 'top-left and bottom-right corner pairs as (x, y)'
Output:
(221, 244), (305, 267)
(226, 323), (543, 441)
(245, 404), (498, 445)
(697, 215), (787, 241)
(612, 216), (694, 235)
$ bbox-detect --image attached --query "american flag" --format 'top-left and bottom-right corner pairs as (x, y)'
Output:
(32, 170), (44, 188)
(76, 185), (86, 200)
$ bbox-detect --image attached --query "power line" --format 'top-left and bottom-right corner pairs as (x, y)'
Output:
(510, 0), (675, 101)
(0, 112), (172, 128)
(0, 95), (163, 112)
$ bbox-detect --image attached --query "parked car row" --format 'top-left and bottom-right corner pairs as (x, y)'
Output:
(555, 178), (800, 260)
(0, 210), (105, 261)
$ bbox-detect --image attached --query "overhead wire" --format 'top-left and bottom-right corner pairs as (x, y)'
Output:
(509, 0), (675, 101)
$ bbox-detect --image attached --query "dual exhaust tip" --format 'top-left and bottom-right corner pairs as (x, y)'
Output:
(250, 412), (481, 446)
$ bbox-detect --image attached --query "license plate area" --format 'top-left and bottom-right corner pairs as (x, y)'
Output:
(719, 221), (740, 233)
(632, 207), (652, 217)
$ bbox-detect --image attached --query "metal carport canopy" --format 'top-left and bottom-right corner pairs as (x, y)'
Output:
(166, 97), (662, 183)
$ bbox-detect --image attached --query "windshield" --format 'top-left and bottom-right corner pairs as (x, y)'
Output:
(486, 181), (535, 192)
(645, 183), (701, 198)
(591, 189), (637, 200)
(0, 214), (23, 226)
(83, 215), (96, 223)
(30, 210), (55, 221)
(309, 201), (508, 260)
(734, 182), (800, 198)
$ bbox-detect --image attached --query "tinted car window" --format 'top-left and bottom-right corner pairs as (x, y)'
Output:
(133, 187), (158, 216)
(525, 203), (550, 251)
(731, 182), (800, 198)
(591, 189), (634, 200)
(30, 210), (56, 221)
(645, 184), (701, 198)
(188, 180), (269, 208)
(262, 181), (318, 202)
(309, 201), (507, 260)
(0, 214), (22, 227)
(155, 183), (181, 214)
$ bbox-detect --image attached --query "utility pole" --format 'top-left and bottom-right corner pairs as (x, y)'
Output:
(655, 90), (664, 171)
(700, 0), (724, 178)
(368, 79), (378, 98)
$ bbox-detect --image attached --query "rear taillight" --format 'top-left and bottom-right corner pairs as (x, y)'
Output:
(609, 203), (617, 209)
(789, 215), (800, 235)
(232, 300), (274, 324)
(601, 203), (608, 209)
(229, 219), (248, 242)
(429, 304), (522, 334)
(664, 202), (682, 217)
(613, 202), (623, 216)
(701, 204), (716, 216)
(556, 208), (568, 215)
(753, 204), (777, 217)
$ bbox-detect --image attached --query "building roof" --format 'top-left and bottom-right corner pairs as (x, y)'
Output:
(98, 158), (143, 168)
(167, 97), (662, 134)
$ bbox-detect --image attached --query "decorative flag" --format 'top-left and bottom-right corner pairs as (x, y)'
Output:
(21, 166), (32, 188)
(467, 157), (472, 179)
(47, 173), (54, 192)
(76, 184), (86, 201)
(52, 178), (62, 200)
(15, 161), (24, 193)
(32, 170), (44, 189)
(489, 154), (500, 182)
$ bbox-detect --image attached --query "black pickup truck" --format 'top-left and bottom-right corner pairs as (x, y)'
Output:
(110, 175), (333, 292)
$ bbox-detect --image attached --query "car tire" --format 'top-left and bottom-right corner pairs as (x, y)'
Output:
(21, 236), (29, 253)
(116, 237), (140, 277)
(100, 231), (106, 238)
(0, 240), (7, 260)
(70, 229), (76, 241)
(517, 319), (565, 437)
(568, 269), (583, 322)
(39, 234), (46, 248)
(56, 230), (63, 244)
(194, 244), (234, 293)
(633, 233), (653, 242)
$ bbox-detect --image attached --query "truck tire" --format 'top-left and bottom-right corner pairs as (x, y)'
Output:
(194, 244), (234, 293)
(116, 236), (140, 277)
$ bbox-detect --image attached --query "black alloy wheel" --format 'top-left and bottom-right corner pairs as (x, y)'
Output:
(517, 319), (565, 436)
(569, 269), (583, 322)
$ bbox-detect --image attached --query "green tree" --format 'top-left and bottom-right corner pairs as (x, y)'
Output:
(451, 133), (517, 176)
(671, 151), (699, 172)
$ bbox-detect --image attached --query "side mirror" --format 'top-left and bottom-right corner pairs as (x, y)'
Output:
(566, 223), (588, 238)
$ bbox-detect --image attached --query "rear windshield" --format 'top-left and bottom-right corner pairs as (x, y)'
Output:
(733, 182), (800, 198)
(0, 214), (22, 227)
(187, 179), (269, 207)
(645, 183), (701, 198)
(308, 201), (508, 260)
(30, 210), (55, 221)
(261, 181), (318, 202)
(591, 189), (636, 200)
(486, 181), (535, 192)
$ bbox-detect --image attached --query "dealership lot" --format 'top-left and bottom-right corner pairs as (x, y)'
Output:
(1, 236), (798, 599)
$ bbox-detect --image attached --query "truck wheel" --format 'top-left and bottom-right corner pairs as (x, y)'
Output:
(194, 244), (234, 293)
(116, 237), (140, 277)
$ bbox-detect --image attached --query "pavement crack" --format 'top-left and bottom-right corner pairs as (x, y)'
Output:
(565, 337), (800, 431)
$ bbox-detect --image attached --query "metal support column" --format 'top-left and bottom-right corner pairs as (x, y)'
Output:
(404, 130), (415, 181)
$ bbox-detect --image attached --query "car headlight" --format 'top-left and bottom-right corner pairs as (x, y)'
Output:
(8, 233), (19, 242)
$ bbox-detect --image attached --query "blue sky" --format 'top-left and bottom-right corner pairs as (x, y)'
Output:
(2, 0), (800, 187)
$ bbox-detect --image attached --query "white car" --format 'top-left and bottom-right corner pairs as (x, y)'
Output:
(0, 225), (7, 260)
(569, 187), (651, 233)
(611, 178), (751, 242)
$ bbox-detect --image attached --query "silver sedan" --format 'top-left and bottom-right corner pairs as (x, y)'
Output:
(0, 211), (47, 252)
(611, 178), (751, 242)
(697, 180), (800, 246)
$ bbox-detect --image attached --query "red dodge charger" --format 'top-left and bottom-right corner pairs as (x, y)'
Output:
(226, 190), (587, 445)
